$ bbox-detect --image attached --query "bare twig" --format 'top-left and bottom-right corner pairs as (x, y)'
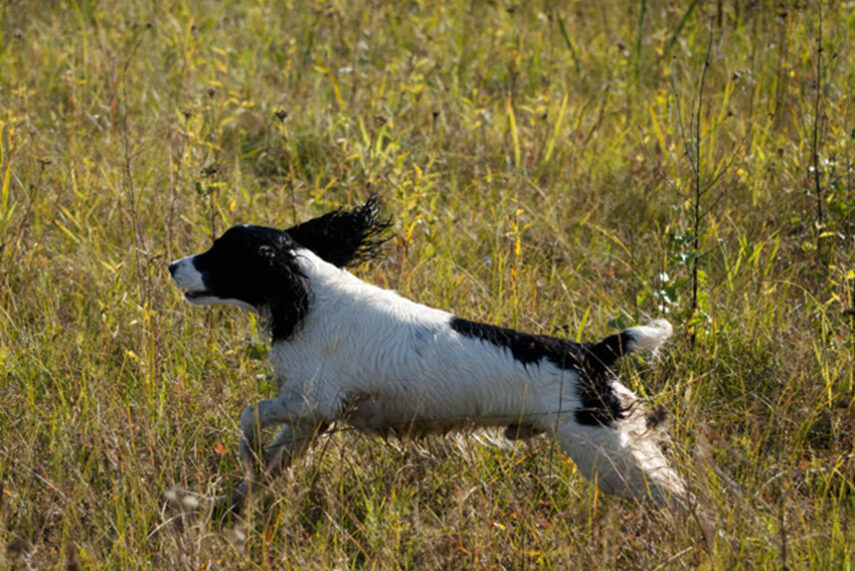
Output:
(118, 26), (150, 280)
(811, 2), (825, 230)
(689, 26), (715, 341)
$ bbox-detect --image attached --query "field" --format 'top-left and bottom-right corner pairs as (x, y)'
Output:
(1, 0), (854, 567)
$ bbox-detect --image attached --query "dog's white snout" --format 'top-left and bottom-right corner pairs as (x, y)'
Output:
(169, 256), (205, 291)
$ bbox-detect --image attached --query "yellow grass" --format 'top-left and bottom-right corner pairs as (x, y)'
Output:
(1, 1), (853, 567)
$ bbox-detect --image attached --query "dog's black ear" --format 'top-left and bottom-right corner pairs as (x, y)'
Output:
(284, 195), (391, 267)
(264, 236), (310, 342)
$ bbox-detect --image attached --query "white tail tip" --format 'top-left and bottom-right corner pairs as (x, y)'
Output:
(626, 319), (673, 353)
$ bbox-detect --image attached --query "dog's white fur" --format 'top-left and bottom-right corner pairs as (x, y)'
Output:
(171, 238), (688, 511)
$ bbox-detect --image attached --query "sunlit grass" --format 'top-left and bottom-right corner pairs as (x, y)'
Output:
(1, 0), (853, 567)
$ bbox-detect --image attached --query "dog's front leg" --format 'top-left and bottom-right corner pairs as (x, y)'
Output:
(239, 385), (337, 462)
(263, 422), (327, 476)
(238, 396), (306, 466)
(228, 393), (331, 512)
(223, 423), (325, 517)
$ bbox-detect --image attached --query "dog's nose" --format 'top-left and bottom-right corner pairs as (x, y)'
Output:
(168, 262), (178, 276)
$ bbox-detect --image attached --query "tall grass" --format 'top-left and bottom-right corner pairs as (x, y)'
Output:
(1, 1), (853, 567)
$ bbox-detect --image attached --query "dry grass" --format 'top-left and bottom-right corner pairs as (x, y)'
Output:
(1, 0), (853, 567)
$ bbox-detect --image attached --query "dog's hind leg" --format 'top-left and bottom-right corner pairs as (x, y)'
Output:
(554, 414), (688, 511)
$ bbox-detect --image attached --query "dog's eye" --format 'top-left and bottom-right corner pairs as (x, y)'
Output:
(259, 245), (276, 263)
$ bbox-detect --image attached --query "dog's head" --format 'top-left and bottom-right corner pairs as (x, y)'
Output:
(169, 225), (309, 340)
(169, 196), (390, 340)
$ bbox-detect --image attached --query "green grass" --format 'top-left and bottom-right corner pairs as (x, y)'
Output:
(1, 0), (854, 567)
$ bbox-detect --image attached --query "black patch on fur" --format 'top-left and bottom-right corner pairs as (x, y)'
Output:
(450, 317), (636, 427)
(191, 226), (309, 341)
(284, 195), (391, 268)
(450, 317), (584, 368)
(571, 370), (625, 427)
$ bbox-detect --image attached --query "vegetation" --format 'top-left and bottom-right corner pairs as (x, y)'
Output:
(1, 0), (853, 567)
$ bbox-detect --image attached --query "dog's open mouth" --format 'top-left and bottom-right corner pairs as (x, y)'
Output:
(184, 290), (210, 301)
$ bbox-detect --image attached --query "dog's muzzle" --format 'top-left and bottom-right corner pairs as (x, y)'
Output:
(168, 256), (208, 300)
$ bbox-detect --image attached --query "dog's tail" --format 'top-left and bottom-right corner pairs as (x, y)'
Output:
(584, 319), (673, 372)
(284, 195), (391, 268)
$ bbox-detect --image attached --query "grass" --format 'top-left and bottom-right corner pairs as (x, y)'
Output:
(1, 0), (854, 567)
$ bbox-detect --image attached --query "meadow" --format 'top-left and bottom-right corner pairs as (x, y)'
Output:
(1, 0), (854, 567)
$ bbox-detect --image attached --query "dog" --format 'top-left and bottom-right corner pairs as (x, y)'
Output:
(169, 197), (688, 513)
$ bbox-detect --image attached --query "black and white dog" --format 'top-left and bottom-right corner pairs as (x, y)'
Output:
(169, 197), (688, 512)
